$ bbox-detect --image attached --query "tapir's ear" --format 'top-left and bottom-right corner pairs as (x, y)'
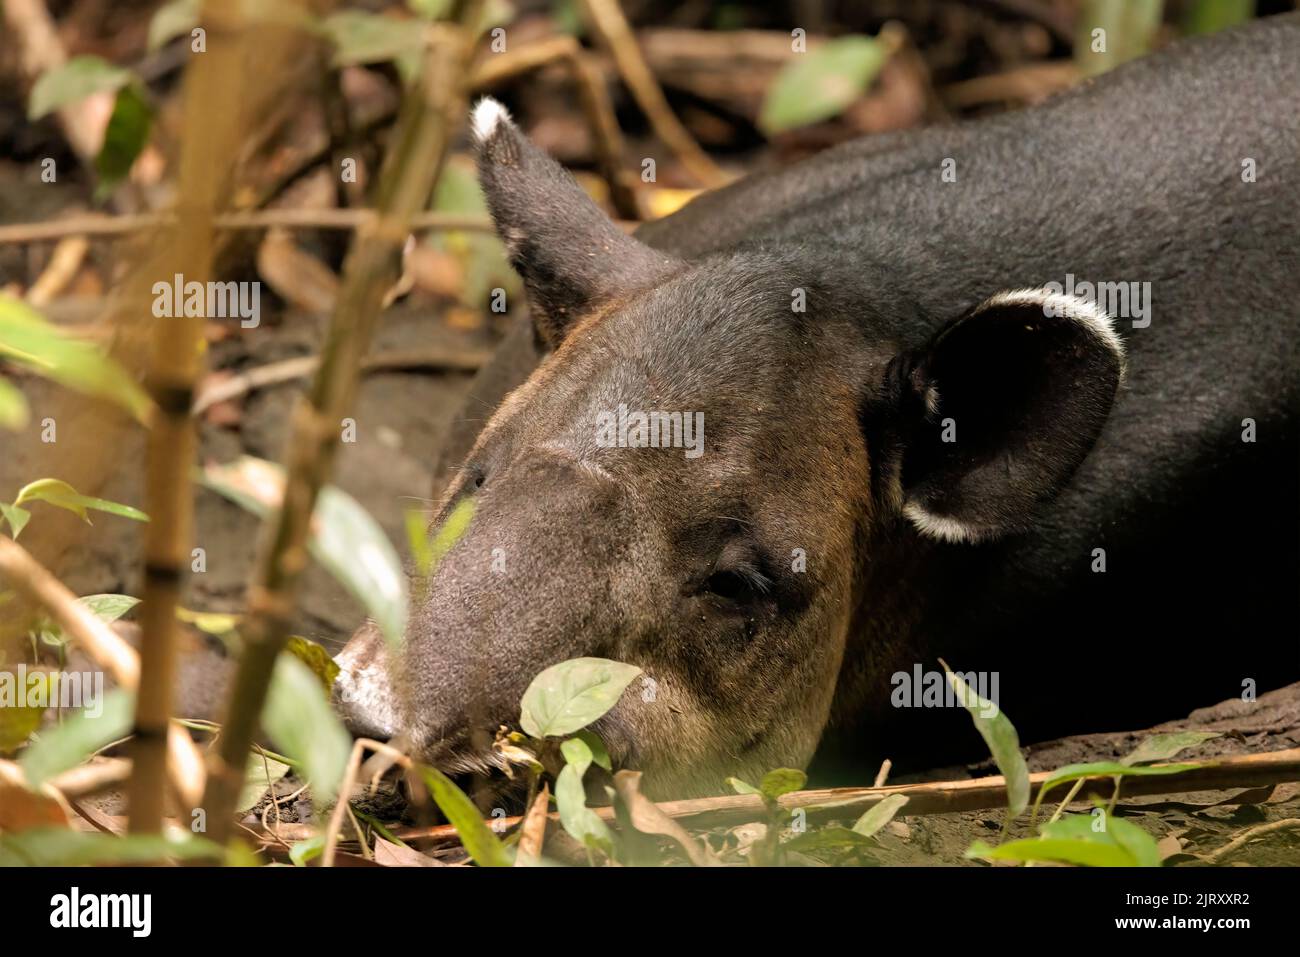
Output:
(879, 288), (1126, 543)
(471, 98), (677, 347)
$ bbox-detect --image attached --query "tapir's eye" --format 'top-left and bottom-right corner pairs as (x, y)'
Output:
(466, 464), (486, 489)
(703, 558), (771, 605)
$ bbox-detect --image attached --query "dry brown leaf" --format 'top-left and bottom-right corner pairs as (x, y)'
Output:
(613, 770), (718, 867)
(515, 783), (550, 866)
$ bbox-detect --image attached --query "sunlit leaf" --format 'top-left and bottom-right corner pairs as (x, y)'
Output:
(968, 812), (1162, 867)
(519, 657), (641, 738)
(0, 376), (29, 430)
(555, 736), (612, 851)
(201, 456), (407, 649)
(783, 825), (876, 854)
(13, 478), (148, 524)
(19, 689), (133, 787)
(571, 729), (611, 772)
(1182, 0), (1254, 35)
(1033, 760), (1200, 818)
(238, 750), (292, 815)
(852, 794), (909, 837)
(759, 35), (889, 134)
(320, 11), (427, 67)
(0, 828), (222, 866)
(0, 296), (152, 421)
(0, 670), (48, 754)
(727, 776), (761, 796)
(28, 56), (131, 121)
(148, 0), (200, 50)
(79, 594), (139, 623)
(759, 768), (806, 802)
(0, 504), (31, 539)
(943, 659), (1029, 820)
(1122, 731), (1220, 766)
(418, 766), (511, 867)
(287, 635), (341, 691)
(289, 834), (323, 867)
(262, 653), (351, 805)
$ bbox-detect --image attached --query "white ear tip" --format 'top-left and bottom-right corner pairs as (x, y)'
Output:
(471, 97), (511, 143)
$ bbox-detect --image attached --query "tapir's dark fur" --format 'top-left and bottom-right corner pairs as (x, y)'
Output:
(337, 15), (1300, 797)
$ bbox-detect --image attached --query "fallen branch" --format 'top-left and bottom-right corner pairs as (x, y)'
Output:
(192, 347), (494, 415)
(1202, 817), (1300, 863)
(0, 536), (205, 810)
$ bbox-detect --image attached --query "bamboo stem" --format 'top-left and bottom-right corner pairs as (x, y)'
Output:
(197, 3), (486, 847)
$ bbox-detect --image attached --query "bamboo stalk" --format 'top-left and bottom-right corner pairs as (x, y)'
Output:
(197, 1), (487, 847)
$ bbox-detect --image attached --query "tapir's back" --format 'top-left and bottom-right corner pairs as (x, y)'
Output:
(643, 13), (1300, 747)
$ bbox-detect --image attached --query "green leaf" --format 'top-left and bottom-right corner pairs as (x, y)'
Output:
(759, 768), (807, 802)
(556, 736), (612, 851)
(759, 36), (889, 135)
(95, 85), (152, 197)
(20, 689), (134, 787)
(319, 11), (427, 67)
(79, 593), (139, 623)
(783, 825), (876, 854)
(0, 827), (223, 867)
(289, 834), (323, 867)
(1033, 760), (1200, 818)
(0, 670), (48, 753)
(0, 295), (153, 421)
(13, 477), (148, 524)
(572, 729), (611, 772)
(852, 794), (909, 837)
(0, 503), (31, 539)
(28, 55), (132, 121)
(727, 776), (761, 796)
(968, 812), (1162, 867)
(0, 376), (29, 430)
(286, 635), (341, 691)
(519, 657), (642, 738)
(262, 653), (351, 805)
(426, 497), (475, 574)
(148, 0), (201, 50)
(238, 750), (292, 815)
(942, 659), (1030, 820)
(1121, 731), (1220, 766)
(201, 457), (407, 649)
(418, 766), (511, 867)
(1182, 0), (1254, 35)
(1074, 0), (1163, 76)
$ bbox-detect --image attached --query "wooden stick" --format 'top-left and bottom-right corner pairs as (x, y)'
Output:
(578, 0), (728, 188)
(0, 536), (205, 809)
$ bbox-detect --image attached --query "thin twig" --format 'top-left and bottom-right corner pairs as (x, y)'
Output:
(578, 0), (728, 188)
(0, 536), (205, 809)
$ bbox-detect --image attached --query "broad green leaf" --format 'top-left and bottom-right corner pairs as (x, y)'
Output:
(286, 636), (341, 691)
(0, 827), (222, 866)
(148, 0), (200, 50)
(1122, 731), (1220, 766)
(853, 794), (909, 837)
(519, 657), (642, 738)
(1033, 760), (1200, 818)
(95, 85), (152, 197)
(572, 729), (611, 772)
(201, 457), (407, 649)
(262, 653), (351, 805)
(943, 659), (1029, 819)
(319, 11), (427, 67)
(0, 504), (31, 539)
(760, 768), (806, 802)
(238, 750), (293, 815)
(759, 36), (889, 135)
(79, 593), (139, 623)
(783, 825), (876, 854)
(555, 736), (612, 851)
(418, 766), (511, 867)
(289, 834), (323, 866)
(0, 670), (48, 753)
(0, 376), (29, 430)
(1183, 0), (1254, 35)
(727, 776), (761, 796)
(1075, 0), (1163, 76)
(20, 689), (134, 786)
(968, 812), (1161, 867)
(13, 478), (148, 523)
(28, 56), (132, 121)
(175, 606), (240, 636)
(0, 295), (152, 421)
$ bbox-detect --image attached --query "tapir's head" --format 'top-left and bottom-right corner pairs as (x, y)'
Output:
(348, 100), (1125, 797)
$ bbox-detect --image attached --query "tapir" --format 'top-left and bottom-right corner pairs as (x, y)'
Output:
(336, 14), (1300, 798)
